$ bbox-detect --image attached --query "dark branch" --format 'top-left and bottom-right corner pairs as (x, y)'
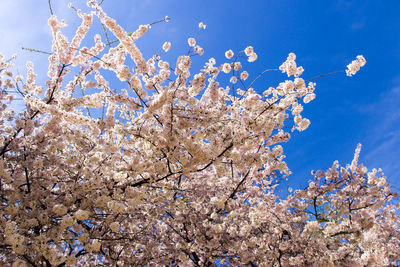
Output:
(48, 0), (53, 15)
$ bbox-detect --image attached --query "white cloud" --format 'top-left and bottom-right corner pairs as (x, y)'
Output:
(361, 86), (400, 188)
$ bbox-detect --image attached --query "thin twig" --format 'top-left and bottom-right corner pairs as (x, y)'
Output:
(253, 93), (287, 120)
(69, 3), (78, 12)
(78, 83), (92, 118)
(22, 46), (112, 66)
(238, 68), (279, 101)
(223, 168), (251, 208)
(305, 70), (345, 82)
(48, 0), (53, 15)
(150, 16), (171, 26)
(21, 46), (52, 55)
(101, 23), (112, 47)
(247, 68), (278, 90)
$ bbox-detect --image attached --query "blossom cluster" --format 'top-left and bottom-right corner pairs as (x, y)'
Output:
(346, 55), (367, 76)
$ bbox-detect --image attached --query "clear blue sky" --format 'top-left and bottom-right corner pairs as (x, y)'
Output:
(1, 0), (399, 191)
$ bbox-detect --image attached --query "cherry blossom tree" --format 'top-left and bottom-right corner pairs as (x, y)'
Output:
(1, 1), (398, 266)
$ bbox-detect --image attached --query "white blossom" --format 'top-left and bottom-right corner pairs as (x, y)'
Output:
(244, 46), (254, 56)
(221, 63), (231, 73)
(240, 71), (249, 80)
(188, 37), (196, 47)
(225, 49), (234, 59)
(346, 55), (367, 76)
(198, 22), (206, 29)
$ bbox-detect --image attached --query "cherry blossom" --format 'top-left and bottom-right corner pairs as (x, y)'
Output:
(0, 1), (397, 266)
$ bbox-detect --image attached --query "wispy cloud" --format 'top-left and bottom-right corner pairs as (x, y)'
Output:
(361, 86), (400, 188)
(331, 0), (354, 12)
(350, 20), (366, 31)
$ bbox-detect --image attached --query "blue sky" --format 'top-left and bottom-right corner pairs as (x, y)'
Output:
(1, 0), (399, 192)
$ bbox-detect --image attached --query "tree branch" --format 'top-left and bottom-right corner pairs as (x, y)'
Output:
(48, 0), (53, 15)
